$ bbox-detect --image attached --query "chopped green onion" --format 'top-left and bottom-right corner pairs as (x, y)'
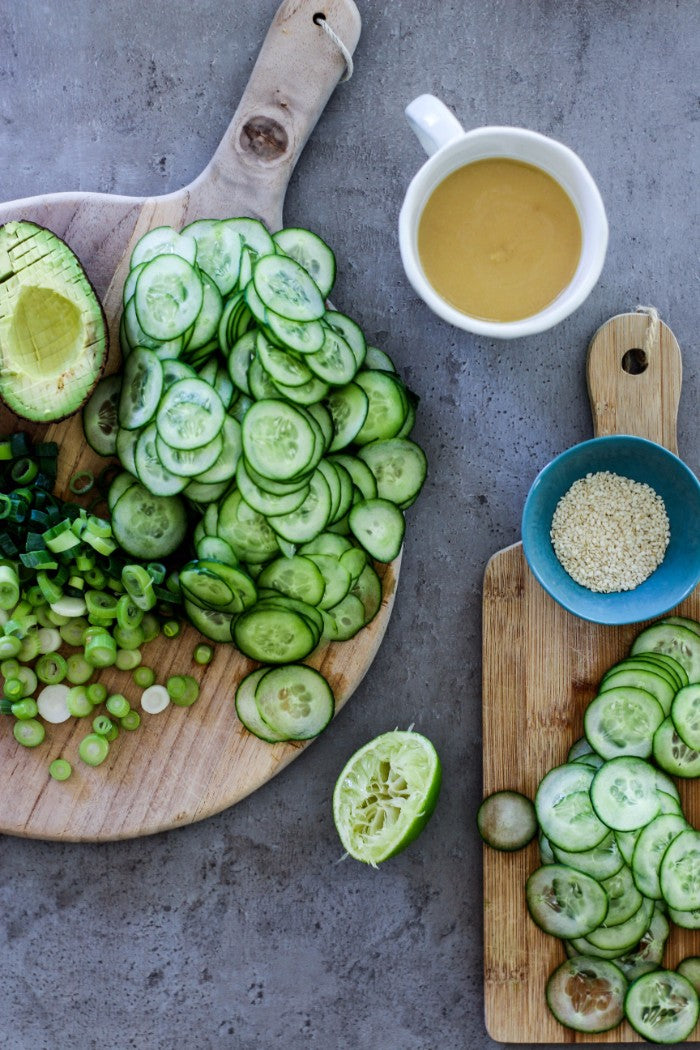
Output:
(0, 698), (13, 714)
(84, 567), (107, 590)
(0, 564), (20, 610)
(112, 624), (144, 651)
(139, 613), (160, 643)
(122, 565), (156, 611)
(105, 724), (119, 742)
(59, 617), (89, 647)
(11, 698), (38, 720)
(140, 684), (170, 714)
(133, 666), (155, 689)
(106, 693), (130, 719)
(166, 674), (200, 707)
(193, 643), (214, 666)
(15, 666), (37, 697)
(146, 562), (166, 585)
(120, 710), (141, 731)
(85, 590), (119, 621)
(11, 457), (38, 484)
(49, 758), (72, 781)
(85, 683), (106, 707)
(13, 718), (45, 747)
(67, 686), (93, 718)
(162, 620), (181, 639)
(1, 658), (20, 679)
(4, 677), (24, 701)
(36, 652), (68, 685)
(66, 653), (93, 684)
(36, 570), (63, 605)
(115, 648), (141, 671)
(92, 714), (114, 737)
(69, 471), (94, 495)
(50, 595), (87, 619)
(37, 626), (62, 653)
(116, 594), (143, 630)
(78, 733), (109, 766)
(84, 630), (117, 668)
(0, 635), (22, 658)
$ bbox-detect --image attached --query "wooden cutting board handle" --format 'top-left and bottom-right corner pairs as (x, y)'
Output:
(189, 0), (361, 227)
(586, 310), (682, 454)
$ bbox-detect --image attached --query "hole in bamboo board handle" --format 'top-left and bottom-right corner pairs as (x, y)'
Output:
(621, 348), (648, 375)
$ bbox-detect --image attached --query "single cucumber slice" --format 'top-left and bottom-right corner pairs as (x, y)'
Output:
(653, 716), (700, 777)
(526, 864), (608, 938)
(660, 615), (700, 637)
(358, 438), (428, 507)
(195, 416), (242, 485)
(118, 347), (164, 431)
(625, 970), (699, 1044)
(306, 327), (357, 385)
(134, 254), (203, 341)
(586, 896), (654, 953)
(83, 374), (121, 456)
(332, 730), (441, 865)
(107, 471), (138, 513)
(223, 217), (275, 258)
(267, 469), (332, 544)
(677, 958), (700, 994)
(254, 664), (334, 740)
(671, 683), (700, 750)
(476, 790), (537, 851)
(256, 330), (313, 387)
(134, 422), (188, 496)
(584, 686), (664, 760)
(184, 599), (234, 642)
(364, 346), (396, 372)
(264, 311), (325, 355)
(156, 377), (225, 451)
(552, 831), (625, 881)
(354, 370), (408, 444)
(181, 219), (242, 296)
(349, 498), (405, 562)
(156, 430), (222, 478)
(535, 763), (608, 852)
(330, 453), (378, 500)
(273, 227), (336, 298)
(322, 593), (366, 641)
(631, 813), (688, 899)
(111, 482), (187, 559)
(233, 607), (316, 663)
(631, 623), (700, 684)
(186, 270), (223, 349)
(217, 489), (280, 564)
(659, 828), (700, 911)
(236, 458), (309, 517)
(242, 399), (316, 481)
(546, 957), (626, 1034)
(235, 667), (288, 743)
(257, 555), (326, 606)
(324, 311), (367, 369)
(253, 254), (325, 322)
(590, 756), (661, 831)
(601, 865), (643, 926)
(130, 225), (196, 268)
(615, 906), (670, 982)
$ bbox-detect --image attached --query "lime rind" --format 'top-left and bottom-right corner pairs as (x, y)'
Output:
(332, 730), (441, 865)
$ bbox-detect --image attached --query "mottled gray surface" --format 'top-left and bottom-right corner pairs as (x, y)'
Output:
(0, 1), (697, 1048)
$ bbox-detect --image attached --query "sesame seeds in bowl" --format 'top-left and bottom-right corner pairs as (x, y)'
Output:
(521, 435), (700, 625)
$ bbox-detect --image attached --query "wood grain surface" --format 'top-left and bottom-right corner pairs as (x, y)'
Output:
(0, 0), (407, 843)
(482, 313), (699, 1043)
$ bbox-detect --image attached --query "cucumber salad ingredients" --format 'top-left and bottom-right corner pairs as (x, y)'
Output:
(81, 216), (428, 745)
(550, 471), (670, 592)
(480, 614), (700, 1042)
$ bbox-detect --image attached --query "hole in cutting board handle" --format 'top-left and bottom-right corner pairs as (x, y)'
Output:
(313, 12), (327, 24)
(621, 347), (648, 375)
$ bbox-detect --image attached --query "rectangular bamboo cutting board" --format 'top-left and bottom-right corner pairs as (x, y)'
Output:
(0, 0), (410, 843)
(482, 313), (699, 1043)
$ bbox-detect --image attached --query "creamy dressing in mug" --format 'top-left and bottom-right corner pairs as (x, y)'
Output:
(417, 158), (582, 323)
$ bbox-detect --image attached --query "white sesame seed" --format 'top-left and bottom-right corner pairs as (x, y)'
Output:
(550, 471), (670, 592)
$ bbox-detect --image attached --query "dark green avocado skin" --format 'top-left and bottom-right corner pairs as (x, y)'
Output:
(0, 220), (108, 423)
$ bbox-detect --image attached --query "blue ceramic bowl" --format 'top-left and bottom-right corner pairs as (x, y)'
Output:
(521, 435), (700, 625)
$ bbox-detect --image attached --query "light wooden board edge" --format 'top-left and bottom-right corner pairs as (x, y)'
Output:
(482, 542), (699, 1044)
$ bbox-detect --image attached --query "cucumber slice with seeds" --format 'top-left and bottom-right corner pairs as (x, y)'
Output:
(83, 374), (121, 456)
(546, 957), (626, 1034)
(625, 970), (699, 1044)
(526, 864), (608, 938)
(235, 667), (288, 743)
(254, 664), (334, 740)
(134, 254), (203, 341)
(253, 254), (325, 322)
(273, 227), (336, 298)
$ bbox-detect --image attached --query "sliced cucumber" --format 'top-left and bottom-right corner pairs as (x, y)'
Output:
(631, 623), (700, 684)
(348, 498), (405, 563)
(111, 482), (187, 560)
(156, 378), (225, 452)
(584, 687), (665, 760)
(242, 399), (316, 481)
(254, 664), (334, 740)
(526, 864), (608, 938)
(83, 374), (121, 456)
(659, 829), (700, 912)
(233, 607), (316, 663)
(477, 790), (537, 851)
(546, 956), (626, 1033)
(273, 227), (336, 298)
(134, 254), (203, 341)
(625, 970), (699, 1044)
(253, 254), (325, 322)
(590, 756), (660, 831)
(235, 667), (288, 743)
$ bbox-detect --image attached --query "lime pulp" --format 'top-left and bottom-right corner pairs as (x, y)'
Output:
(332, 729), (441, 865)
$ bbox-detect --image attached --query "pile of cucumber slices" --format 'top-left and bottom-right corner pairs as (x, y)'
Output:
(83, 218), (427, 740)
(478, 616), (700, 1042)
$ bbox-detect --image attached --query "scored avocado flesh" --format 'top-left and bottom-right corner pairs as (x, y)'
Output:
(0, 221), (107, 422)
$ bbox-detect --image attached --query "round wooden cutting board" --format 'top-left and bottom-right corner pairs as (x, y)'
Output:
(0, 0), (405, 842)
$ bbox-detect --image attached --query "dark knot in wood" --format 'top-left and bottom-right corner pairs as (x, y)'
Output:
(240, 116), (288, 159)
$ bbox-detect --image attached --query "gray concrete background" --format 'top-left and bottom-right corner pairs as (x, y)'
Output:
(0, 1), (697, 1047)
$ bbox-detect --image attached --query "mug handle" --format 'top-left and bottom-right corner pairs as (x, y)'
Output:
(404, 94), (464, 156)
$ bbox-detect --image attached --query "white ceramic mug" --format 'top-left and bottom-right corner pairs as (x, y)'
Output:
(398, 94), (608, 339)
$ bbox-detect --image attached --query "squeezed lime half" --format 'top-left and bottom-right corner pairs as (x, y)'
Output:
(332, 730), (442, 865)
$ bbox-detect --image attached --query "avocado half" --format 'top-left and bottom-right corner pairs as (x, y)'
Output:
(0, 220), (108, 422)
